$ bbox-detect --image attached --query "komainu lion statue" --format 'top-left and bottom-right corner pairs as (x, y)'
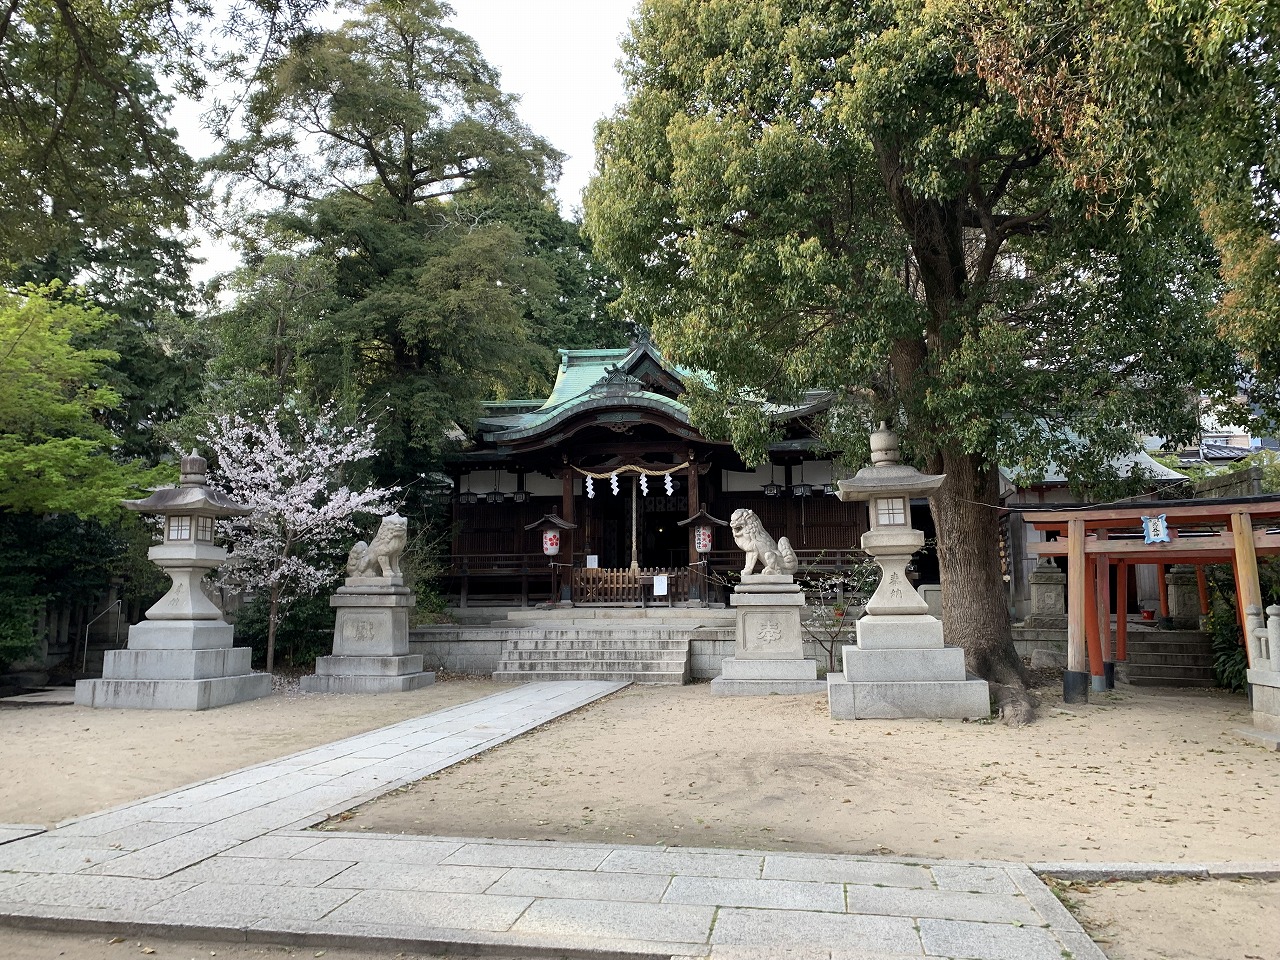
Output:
(731, 508), (799, 577)
(346, 513), (408, 579)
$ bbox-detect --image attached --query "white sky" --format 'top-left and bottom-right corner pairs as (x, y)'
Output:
(179, 0), (637, 279)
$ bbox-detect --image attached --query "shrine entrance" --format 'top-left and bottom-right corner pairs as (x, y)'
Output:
(1021, 496), (1280, 702)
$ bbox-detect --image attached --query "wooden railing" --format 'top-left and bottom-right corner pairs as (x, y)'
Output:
(572, 567), (690, 605)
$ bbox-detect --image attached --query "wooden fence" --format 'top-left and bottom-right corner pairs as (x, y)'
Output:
(572, 567), (690, 605)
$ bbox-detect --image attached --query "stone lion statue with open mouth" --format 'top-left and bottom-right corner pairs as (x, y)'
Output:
(730, 508), (799, 577)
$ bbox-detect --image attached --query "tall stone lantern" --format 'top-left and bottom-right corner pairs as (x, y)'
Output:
(827, 425), (990, 719)
(75, 451), (272, 710)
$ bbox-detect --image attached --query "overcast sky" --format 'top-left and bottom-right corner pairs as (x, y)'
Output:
(181, 1), (638, 278)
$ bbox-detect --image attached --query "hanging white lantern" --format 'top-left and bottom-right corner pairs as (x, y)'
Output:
(586, 475), (595, 499)
(694, 523), (714, 554)
(639, 474), (648, 496)
(542, 530), (561, 556)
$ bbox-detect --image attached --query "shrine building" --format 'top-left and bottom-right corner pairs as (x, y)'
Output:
(441, 340), (908, 606)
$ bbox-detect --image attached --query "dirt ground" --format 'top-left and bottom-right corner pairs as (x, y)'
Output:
(0, 678), (501, 826)
(341, 682), (1277, 864)
(1049, 876), (1279, 960)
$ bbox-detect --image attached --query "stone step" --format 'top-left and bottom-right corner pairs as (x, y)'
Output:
(493, 668), (686, 684)
(505, 638), (692, 650)
(1126, 670), (1213, 686)
(496, 655), (685, 670)
(499, 627), (711, 640)
(1124, 675), (1218, 688)
(1126, 651), (1216, 667)
(500, 649), (690, 663)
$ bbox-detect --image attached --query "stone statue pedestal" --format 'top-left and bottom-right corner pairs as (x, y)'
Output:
(301, 576), (434, 694)
(711, 575), (825, 696)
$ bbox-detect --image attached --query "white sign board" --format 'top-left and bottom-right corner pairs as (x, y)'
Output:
(586, 555), (599, 568)
(653, 574), (669, 596)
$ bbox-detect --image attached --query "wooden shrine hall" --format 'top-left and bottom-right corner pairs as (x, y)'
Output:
(442, 340), (890, 606)
(1022, 496), (1280, 701)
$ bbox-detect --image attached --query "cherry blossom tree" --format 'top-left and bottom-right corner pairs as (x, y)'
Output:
(200, 405), (399, 672)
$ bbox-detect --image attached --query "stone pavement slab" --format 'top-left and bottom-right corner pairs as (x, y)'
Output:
(0, 681), (1109, 959)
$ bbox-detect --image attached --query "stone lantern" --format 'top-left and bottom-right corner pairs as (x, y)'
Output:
(75, 450), (272, 710)
(827, 424), (989, 719)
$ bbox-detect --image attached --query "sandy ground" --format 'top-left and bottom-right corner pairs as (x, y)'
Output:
(343, 682), (1278, 864)
(1048, 876), (1279, 960)
(0, 678), (501, 826)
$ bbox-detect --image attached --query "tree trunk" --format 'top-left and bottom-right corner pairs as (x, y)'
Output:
(265, 585), (281, 674)
(931, 446), (1034, 724)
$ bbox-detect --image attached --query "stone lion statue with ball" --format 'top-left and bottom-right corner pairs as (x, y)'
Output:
(346, 513), (408, 579)
(731, 508), (799, 577)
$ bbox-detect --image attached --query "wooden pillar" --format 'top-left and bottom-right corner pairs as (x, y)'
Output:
(687, 460), (700, 567)
(1157, 563), (1169, 618)
(1066, 520), (1088, 675)
(1115, 560), (1128, 661)
(1231, 511), (1263, 617)
(1195, 564), (1210, 616)
(561, 466), (576, 602)
(1096, 554), (1110, 659)
(1084, 555), (1105, 682)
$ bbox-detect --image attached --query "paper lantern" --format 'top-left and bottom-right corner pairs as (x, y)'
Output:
(542, 530), (561, 556)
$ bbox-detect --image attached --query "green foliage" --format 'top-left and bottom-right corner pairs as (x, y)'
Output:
(585, 0), (1241, 694)
(1205, 594), (1249, 693)
(232, 593), (334, 671)
(0, 1), (198, 296)
(965, 0), (1280, 403)
(207, 0), (624, 483)
(0, 285), (172, 518)
(0, 511), (165, 669)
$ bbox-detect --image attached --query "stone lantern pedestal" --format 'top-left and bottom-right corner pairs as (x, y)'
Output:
(827, 425), (990, 720)
(75, 452), (271, 711)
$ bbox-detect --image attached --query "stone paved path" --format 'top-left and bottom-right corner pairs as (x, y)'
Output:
(0, 682), (1105, 959)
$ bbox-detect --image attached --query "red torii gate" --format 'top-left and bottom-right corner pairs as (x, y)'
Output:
(1018, 496), (1280, 702)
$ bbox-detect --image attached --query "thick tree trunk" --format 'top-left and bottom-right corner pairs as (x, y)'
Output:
(931, 447), (1034, 724)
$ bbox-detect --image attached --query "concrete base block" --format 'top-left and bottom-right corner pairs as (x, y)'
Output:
(299, 672), (435, 694)
(841, 646), (965, 682)
(313, 654), (425, 677)
(101, 647), (253, 681)
(123, 620), (235, 651)
(1236, 727), (1280, 751)
(710, 677), (828, 697)
(74, 673), (271, 710)
(827, 675), (990, 719)
(719, 657), (817, 680)
(855, 615), (944, 650)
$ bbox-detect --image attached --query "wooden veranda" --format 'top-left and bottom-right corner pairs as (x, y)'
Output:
(1021, 496), (1280, 701)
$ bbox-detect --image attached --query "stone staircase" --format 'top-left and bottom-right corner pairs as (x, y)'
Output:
(491, 609), (733, 684)
(1123, 628), (1217, 688)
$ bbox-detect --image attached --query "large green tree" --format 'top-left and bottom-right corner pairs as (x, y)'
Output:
(964, 0), (1280, 386)
(211, 0), (625, 480)
(586, 0), (1244, 717)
